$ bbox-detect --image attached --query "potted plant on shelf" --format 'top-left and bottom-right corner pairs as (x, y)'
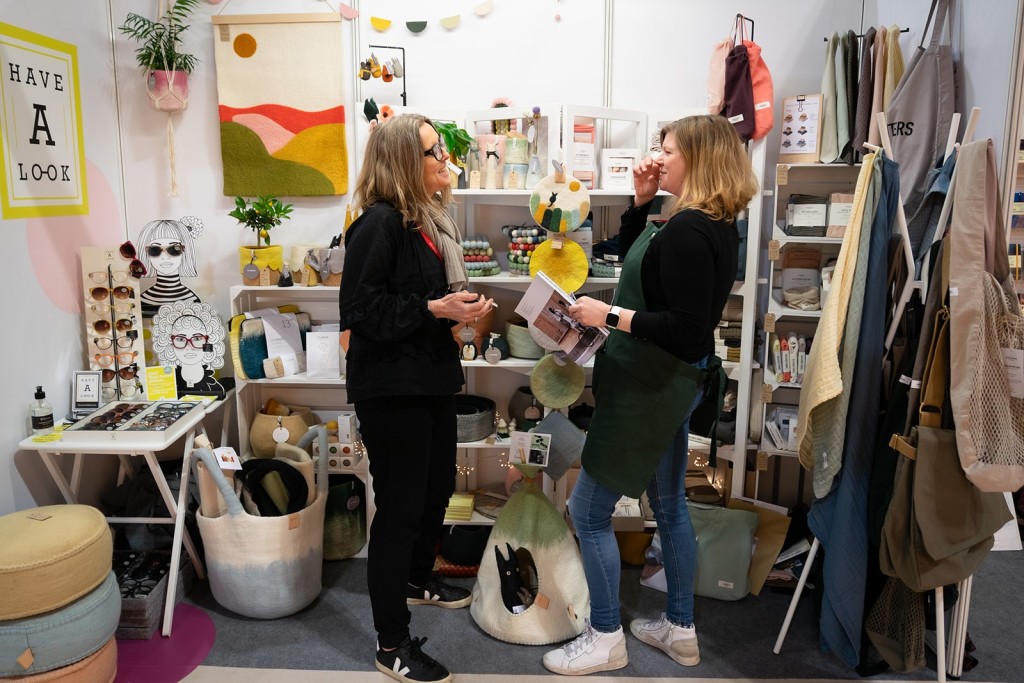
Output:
(435, 121), (475, 189)
(118, 0), (200, 112)
(229, 195), (295, 285)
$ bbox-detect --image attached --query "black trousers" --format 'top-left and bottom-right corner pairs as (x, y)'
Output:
(355, 394), (457, 648)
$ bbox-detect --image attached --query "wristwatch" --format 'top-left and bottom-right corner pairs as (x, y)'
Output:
(605, 305), (622, 329)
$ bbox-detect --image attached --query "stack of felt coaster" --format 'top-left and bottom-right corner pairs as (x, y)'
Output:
(461, 238), (501, 277)
(0, 505), (119, 681)
(506, 227), (545, 275)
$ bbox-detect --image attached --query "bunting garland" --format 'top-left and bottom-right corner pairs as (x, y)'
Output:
(362, 1), (495, 34)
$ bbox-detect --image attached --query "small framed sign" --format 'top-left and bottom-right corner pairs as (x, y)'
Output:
(779, 94), (823, 164)
(71, 370), (101, 418)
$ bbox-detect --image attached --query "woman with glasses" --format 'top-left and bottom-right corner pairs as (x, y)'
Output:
(135, 217), (204, 316)
(339, 114), (493, 683)
(151, 300), (226, 395)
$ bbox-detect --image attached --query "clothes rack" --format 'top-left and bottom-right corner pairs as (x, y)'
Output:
(823, 27), (909, 41)
(773, 109), (982, 683)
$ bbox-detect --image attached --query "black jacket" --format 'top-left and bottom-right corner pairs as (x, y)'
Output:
(338, 202), (464, 403)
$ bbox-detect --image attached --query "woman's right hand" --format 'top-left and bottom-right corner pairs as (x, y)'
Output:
(633, 155), (663, 206)
(428, 291), (494, 324)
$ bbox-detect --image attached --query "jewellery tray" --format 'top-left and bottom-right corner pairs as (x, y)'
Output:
(63, 401), (205, 445)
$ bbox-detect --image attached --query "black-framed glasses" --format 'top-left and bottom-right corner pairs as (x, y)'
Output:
(118, 241), (147, 278)
(423, 138), (447, 161)
(93, 331), (137, 350)
(146, 242), (185, 258)
(171, 333), (209, 349)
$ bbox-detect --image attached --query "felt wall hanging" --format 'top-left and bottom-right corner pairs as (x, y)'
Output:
(212, 13), (348, 196)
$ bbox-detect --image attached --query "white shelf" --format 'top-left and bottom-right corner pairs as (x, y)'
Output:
(759, 438), (800, 458)
(770, 225), (844, 245)
(461, 356), (594, 374)
(456, 437), (511, 449)
(768, 297), (822, 321)
(454, 188), (657, 207)
(240, 373), (345, 386)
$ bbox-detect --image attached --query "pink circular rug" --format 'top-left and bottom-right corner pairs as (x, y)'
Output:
(115, 604), (214, 682)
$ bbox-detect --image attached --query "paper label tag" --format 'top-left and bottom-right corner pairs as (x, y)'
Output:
(755, 101), (772, 110)
(776, 165), (789, 186)
(756, 451), (769, 471)
(534, 592), (551, 610)
(259, 266), (271, 286)
(899, 374), (912, 385)
(26, 511), (52, 521)
(727, 114), (744, 124)
(764, 313), (776, 333)
(288, 513), (300, 530)
(259, 310), (304, 358)
(949, 286), (958, 296)
(761, 384), (774, 403)
(213, 446), (243, 471)
(768, 240), (781, 261)
(717, 579), (735, 589)
(910, 379), (922, 389)
(1001, 348), (1024, 398)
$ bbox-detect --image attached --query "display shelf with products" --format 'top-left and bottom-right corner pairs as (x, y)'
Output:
(754, 162), (861, 510)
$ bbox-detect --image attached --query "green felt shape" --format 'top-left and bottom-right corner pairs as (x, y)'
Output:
(530, 353), (585, 410)
(406, 21), (427, 33)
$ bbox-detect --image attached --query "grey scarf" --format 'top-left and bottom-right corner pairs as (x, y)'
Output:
(421, 210), (467, 292)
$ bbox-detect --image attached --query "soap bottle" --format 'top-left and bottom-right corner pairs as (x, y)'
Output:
(31, 385), (54, 435)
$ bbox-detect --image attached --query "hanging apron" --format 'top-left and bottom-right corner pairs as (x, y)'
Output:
(581, 222), (723, 498)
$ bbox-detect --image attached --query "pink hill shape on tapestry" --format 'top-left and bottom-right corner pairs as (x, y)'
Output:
(231, 113), (294, 155)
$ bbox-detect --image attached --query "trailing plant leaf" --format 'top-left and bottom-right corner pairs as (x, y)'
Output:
(119, 0), (200, 74)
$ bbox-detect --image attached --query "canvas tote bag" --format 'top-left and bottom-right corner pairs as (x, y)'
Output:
(948, 139), (1024, 492)
(886, 0), (956, 214)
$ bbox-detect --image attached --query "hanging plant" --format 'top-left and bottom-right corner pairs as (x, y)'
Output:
(119, 0), (201, 75)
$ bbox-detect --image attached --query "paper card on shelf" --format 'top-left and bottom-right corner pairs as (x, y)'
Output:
(600, 148), (639, 190)
(514, 271), (609, 365)
(254, 309), (304, 358)
(146, 366), (179, 401)
(306, 331), (341, 379)
(508, 430), (552, 466)
(213, 446), (243, 471)
(1000, 348), (1024, 398)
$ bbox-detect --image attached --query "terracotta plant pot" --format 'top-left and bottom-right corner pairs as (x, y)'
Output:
(239, 245), (284, 286)
(148, 70), (189, 112)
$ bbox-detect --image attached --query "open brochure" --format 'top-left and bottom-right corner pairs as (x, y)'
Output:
(514, 271), (609, 365)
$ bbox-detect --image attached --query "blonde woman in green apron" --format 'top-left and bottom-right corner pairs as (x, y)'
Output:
(543, 115), (757, 675)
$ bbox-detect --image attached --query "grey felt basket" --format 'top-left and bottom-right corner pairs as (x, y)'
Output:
(455, 395), (496, 442)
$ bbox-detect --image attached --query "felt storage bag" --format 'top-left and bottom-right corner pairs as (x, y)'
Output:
(323, 475), (367, 561)
(193, 426), (329, 619)
(228, 307), (312, 380)
(688, 502), (759, 601)
(248, 405), (319, 459)
(471, 468), (589, 645)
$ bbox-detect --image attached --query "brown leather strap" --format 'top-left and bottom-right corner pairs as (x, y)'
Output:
(919, 309), (949, 429)
(889, 433), (918, 460)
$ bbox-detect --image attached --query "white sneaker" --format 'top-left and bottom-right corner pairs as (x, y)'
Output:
(542, 620), (628, 675)
(629, 613), (699, 666)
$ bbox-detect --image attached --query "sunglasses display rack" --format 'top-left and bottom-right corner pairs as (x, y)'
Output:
(63, 400), (205, 444)
(81, 245), (148, 402)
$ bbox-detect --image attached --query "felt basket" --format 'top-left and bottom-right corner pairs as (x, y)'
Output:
(455, 395), (495, 443)
(193, 426), (329, 619)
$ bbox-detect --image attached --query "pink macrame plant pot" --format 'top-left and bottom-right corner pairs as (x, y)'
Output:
(148, 70), (189, 112)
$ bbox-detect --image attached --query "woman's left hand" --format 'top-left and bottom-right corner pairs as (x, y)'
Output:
(568, 296), (611, 328)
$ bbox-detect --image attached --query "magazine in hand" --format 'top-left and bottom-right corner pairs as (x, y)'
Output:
(514, 271), (609, 365)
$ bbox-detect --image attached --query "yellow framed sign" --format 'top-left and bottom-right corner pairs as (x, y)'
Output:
(0, 23), (88, 218)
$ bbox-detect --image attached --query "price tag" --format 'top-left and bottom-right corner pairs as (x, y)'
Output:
(761, 383), (774, 404)
(1011, 202), (1024, 216)
(1001, 348), (1024, 398)
(213, 446), (243, 471)
(776, 164), (789, 186)
(259, 310), (304, 358)
(768, 240), (781, 261)
(259, 266), (271, 286)
(764, 313), (776, 333)
(757, 451), (769, 471)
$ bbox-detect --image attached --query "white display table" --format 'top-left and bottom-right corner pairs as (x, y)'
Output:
(17, 392), (233, 636)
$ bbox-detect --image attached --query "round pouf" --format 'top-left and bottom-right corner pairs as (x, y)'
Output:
(0, 505), (112, 621)
(0, 572), (120, 677)
(5, 637), (116, 683)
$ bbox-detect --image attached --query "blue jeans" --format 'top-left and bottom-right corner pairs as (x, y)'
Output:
(569, 358), (707, 633)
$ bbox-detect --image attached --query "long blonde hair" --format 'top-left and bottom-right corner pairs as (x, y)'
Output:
(353, 113), (455, 237)
(661, 115), (758, 222)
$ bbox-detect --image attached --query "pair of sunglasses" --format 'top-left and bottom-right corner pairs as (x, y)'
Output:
(88, 285), (133, 302)
(119, 241), (148, 278)
(93, 331), (136, 350)
(89, 270), (133, 284)
(94, 351), (138, 367)
(92, 317), (135, 335)
(145, 242), (185, 257)
(102, 363), (139, 382)
(91, 302), (135, 316)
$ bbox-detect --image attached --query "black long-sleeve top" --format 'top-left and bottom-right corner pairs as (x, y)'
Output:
(338, 202), (464, 403)
(620, 200), (738, 363)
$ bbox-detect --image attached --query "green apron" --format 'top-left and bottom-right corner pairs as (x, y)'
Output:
(581, 222), (724, 498)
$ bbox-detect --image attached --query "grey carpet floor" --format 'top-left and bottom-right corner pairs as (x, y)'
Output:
(186, 551), (1022, 680)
